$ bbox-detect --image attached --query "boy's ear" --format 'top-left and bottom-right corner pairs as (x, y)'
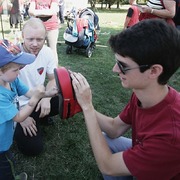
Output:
(149, 64), (163, 78)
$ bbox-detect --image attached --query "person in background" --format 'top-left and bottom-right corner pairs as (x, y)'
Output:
(9, 0), (20, 29)
(123, 0), (139, 29)
(23, 1), (30, 19)
(0, 0), (12, 15)
(14, 17), (61, 156)
(28, 0), (59, 66)
(70, 19), (180, 180)
(0, 39), (58, 180)
(139, 0), (176, 26)
(59, 0), (64, 24)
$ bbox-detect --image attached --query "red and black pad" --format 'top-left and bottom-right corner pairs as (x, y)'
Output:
(54, 67), (82, 119)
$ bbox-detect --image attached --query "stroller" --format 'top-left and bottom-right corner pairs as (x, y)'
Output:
(63, 8), (98, 58)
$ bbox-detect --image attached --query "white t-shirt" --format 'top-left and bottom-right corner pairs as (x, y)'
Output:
(18, 44), (57, 107)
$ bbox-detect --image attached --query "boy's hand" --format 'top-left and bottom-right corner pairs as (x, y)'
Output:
(33, 85), (46, 99)
(45, 86), (58, 97)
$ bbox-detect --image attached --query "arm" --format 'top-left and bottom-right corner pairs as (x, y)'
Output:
(14, 84), (58, 122)
(84, 106), (131, 176)
(123, 17), (131, 29)
(13, 85), (45, 122)
(141, 0), (175, 18)
(71, 72), (131, 176)
(123, 8), (133, 29)
(19, 76), (58, 136)
(35, 73), (56, 118)
(95, 111), (131, 138)
(28, 1), (59, 17)
(46, 73), (56, 91)
(156, 0), (175, 18)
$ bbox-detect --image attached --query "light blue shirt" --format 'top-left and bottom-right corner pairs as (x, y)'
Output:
(0, 78), (28, 152)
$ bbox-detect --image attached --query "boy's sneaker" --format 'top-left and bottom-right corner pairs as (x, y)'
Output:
(15, 172), (28, 180)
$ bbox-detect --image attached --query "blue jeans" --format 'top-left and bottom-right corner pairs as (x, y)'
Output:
(102, 133), (133, 180)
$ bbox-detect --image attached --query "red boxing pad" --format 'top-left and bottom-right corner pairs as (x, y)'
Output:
(54, 67), (82, 119)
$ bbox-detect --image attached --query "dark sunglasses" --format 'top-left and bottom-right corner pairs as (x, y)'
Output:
(116, 60), (150, 75)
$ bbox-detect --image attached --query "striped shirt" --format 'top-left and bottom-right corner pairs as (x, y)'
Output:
(147, 0), (164, 9)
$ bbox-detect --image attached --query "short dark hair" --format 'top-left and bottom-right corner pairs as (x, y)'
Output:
(109, 19), (180, 85)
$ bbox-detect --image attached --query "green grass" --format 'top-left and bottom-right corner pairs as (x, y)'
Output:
(1, 7), (180, 180)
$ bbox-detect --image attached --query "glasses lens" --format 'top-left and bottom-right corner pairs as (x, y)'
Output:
(116, 60), (150, 74)
(116, 60), (125, 74)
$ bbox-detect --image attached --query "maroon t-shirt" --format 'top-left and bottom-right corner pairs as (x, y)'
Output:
(120, 87), (180, 180)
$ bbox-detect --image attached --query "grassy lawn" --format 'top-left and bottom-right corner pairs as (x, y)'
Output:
(1, 6), (180, 180)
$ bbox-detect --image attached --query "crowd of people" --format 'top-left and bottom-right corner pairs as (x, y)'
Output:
(0, 0), (180, 180)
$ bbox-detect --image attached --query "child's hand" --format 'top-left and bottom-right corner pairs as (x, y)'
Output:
(45, 86), (59, 97)
(33, 85), (46, 99)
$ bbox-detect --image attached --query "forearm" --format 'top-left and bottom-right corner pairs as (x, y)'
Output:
(146, 0), (175, 19)
(123, 17), (130, 29)
(95, 111), (131, 138)
(84, 106), (130, 176)
(43, 79), (56, 101)
(83, 106), (113, 172)
(13, 96), (40, 122)
(95, 111), (116, 136)
(151, 8), (175, 18)
(46, 79), (56, 91)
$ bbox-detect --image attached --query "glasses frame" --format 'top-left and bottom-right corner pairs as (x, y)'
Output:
(116, 60), (150, 75)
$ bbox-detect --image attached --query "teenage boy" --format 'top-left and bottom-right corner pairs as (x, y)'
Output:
(70, 19), (180, 180)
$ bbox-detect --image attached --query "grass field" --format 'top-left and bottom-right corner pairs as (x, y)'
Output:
(1, 6), (180, 180)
